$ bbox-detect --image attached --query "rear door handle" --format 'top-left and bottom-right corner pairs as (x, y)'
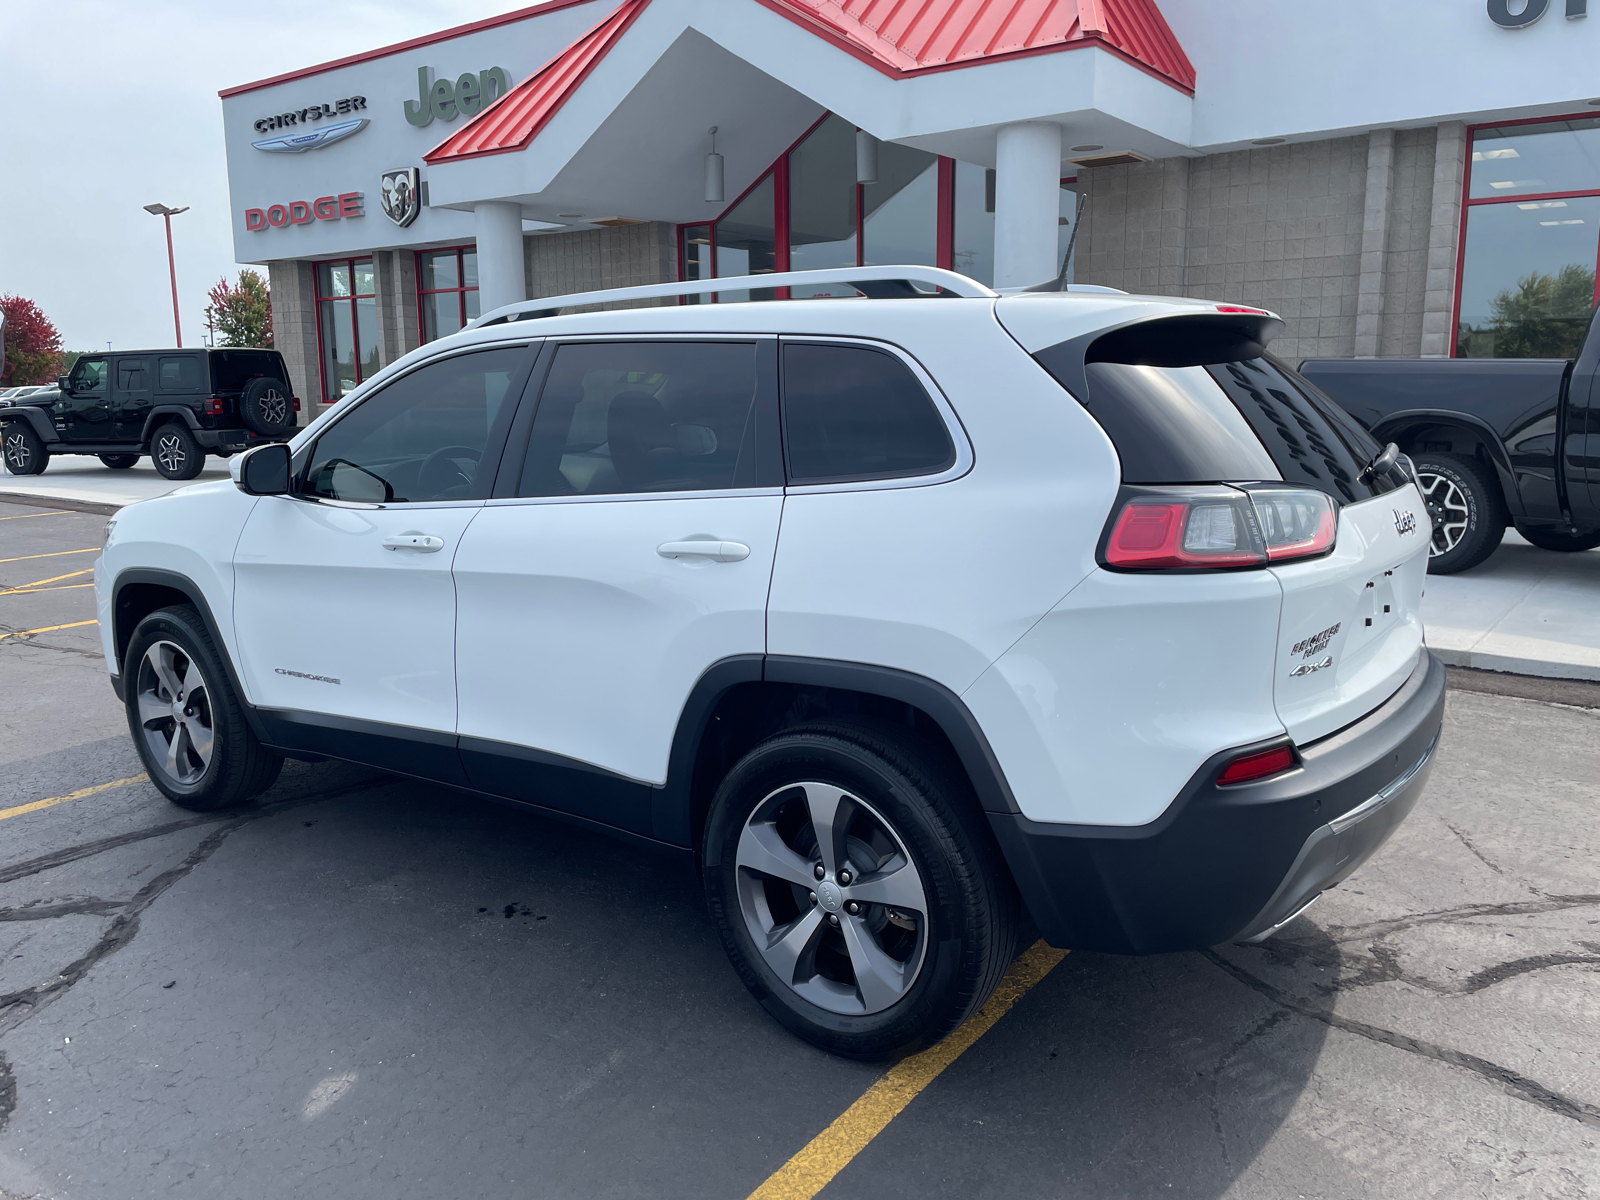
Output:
(657, 540), (750, 563)
(382, 534), (445, 553)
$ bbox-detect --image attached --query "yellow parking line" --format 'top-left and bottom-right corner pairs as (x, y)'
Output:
(0, 548), (98, 565)
(0, 774), (148, 822)
(0, 510), (71, 521)
(0, 584), (95, 596)
(3, 568), (93, 591)
(0, 618), (98, 642)
(746, 940), (1069, 1200)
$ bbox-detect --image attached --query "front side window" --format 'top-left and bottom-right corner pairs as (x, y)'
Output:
(418, 247), (480, 342)
(316, 258), (378, 400)
(517, 341), (760, 497)
(70, 358), (107, 394)
(781, 342), (954, 483)
(305, 346), (527, 504)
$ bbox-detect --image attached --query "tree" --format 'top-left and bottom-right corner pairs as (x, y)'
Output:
(1466, 263), (1597, 359)
(0, 295), (64, 385)
(205, 269), (273, 348)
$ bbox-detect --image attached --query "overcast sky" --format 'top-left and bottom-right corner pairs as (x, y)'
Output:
(0, 0), (535, 353)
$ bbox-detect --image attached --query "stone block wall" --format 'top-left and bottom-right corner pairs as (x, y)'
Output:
(526, 221), (678, 309)
(265, 260), (317, 424)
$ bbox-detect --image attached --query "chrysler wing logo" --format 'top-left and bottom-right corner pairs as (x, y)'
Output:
(1394, 508), (1417, 536)
(252, 118), (369, 154)
(381, 167), (421, 228)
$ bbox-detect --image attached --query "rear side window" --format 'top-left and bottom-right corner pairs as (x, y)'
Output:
(116, 359), (150, 390)
(517, 341), (761, 497)
(1205, 359), (1387, 503)
(781, 342), (955, 484)
(1081, 362), (1280, 484)
(211, 350), (285, 392)
(158, 357), (202, 391)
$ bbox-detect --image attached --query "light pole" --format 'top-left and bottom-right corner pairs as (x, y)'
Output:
(143, 203), (190, 347)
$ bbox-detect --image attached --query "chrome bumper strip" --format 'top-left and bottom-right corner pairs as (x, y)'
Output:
(1328, 733), (1440, 835)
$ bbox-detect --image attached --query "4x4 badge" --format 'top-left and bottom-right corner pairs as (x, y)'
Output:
(1289, 656), (1333, 678)
(1394, 508), (1417, 536)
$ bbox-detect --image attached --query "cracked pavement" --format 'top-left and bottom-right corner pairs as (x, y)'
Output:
(1, 498), (1597, 1198)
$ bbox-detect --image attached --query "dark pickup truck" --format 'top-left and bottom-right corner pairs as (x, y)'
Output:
(1302, 308), (1600, 573)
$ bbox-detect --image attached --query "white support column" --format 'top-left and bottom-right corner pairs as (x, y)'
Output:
(475, 201), (527, 315)
(993, 122), (1063, 289)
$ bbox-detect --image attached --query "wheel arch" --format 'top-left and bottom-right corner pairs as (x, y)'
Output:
(1372, 410), (1521, 523)
(0, 406), (60, 444)
(110, 569), (266, 739)
(661, 655), (1021, 855)
(139, 406), (203, 444)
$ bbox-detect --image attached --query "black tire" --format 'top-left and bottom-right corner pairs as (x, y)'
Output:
(123, 605), (282, 811)
(2, 422), (48, 475)
(99, 453), (139, 470)
(703, 720), (1017, 1060)
(150, 422), (205, 480)
(1412, 453), (1506, 574)
(238, 377), (296, 436)
(1514, 524), (1600, 553)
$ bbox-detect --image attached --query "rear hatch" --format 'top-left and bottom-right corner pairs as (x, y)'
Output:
(1001, 296), (1425, 746)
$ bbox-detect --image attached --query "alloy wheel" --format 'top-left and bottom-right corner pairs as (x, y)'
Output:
(1417, 470), (1469, 558)
(156, 434), (186, 475)
(3, 431), (30, 471)
(135, 640), (216, 787)
(259, 389), (288, 426)
(735, 781), (928, 1015)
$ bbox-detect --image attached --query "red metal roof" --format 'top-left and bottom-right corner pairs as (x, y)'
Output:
(764, 0), (1194, 90)
(425, 0), (1193, 164)
(425, 0), (650, 165)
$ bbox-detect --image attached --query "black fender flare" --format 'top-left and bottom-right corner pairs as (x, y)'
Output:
(652, 654), (1022, 847)
(108, 568), (269, 742)
(1370, 408), (1524, 523)
(139, 406), (204, 444)
(0, 405), (60, 444)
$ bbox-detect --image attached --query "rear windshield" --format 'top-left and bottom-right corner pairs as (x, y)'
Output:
(210, 350), (285, 393)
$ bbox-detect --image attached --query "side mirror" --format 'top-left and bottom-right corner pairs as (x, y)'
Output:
(236, 442), (291, 496)
(56, 375), (68, 390)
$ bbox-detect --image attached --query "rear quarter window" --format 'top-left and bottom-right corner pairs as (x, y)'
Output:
(158, 356), (202, 391)
(781, 342), (955, 484)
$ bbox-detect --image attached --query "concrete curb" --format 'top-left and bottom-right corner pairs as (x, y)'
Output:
(1428, 644), (1600, 684)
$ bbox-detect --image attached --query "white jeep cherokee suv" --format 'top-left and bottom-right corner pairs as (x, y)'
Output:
(96, 267), (1443, 1058)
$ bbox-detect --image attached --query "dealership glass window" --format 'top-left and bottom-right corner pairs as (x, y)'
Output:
(316, 257), (379, 401)
(680, 225), (712, 304)
(715, 174), (777, 302)
(788, 115), (859, 297)
(1457, 115), (1600, 358)
(952, 165), (1076, 288)
(862, 143), (939, 268)
(418, 246), (480, 342)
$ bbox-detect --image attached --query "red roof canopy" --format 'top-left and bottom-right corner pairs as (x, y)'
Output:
(426, 0), (1193, 165)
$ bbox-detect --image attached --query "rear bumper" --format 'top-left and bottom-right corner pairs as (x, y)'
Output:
(193, 427), (275, 452)
(988, 648), (1446, 954)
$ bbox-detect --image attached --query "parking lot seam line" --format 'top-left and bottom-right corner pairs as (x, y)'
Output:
(0, 510), (71, 521)
(0, 619), (98, 643)
(745, 940), (1069, 1200)
(1, 568), (93, 592)
(0, 775), (147, 823)
(0, 548), (98, 566)
(1202, 950), (1600, 1130)
(0, 584), (95, 597)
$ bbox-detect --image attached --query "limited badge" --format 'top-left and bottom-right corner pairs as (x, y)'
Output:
(380, 167), (421, 228)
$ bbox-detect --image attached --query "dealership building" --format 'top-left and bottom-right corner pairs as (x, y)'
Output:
(220, 0), (1600, 417)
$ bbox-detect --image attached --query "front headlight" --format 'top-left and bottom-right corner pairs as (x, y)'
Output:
(102, 517), (117, 549)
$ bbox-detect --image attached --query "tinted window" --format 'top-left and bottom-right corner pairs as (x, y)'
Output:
(781, 342), (954, 483)
(1206, 358), (1390, 502)
(116, 359), (149, 390)
(306, 347), (526, 504)
(1081, 362), (1280, 484)
(158, 356), (202, 391)
(517, 341), (760, 496)
(70, 359), (107, 394)
(212, 350), (285, 392)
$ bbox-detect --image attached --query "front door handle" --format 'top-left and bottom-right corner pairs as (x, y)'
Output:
(657, 540), (750, 563)
(382, 533), (445, 553)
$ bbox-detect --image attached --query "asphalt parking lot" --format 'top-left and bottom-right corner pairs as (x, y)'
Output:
(1, 496), (1597, 1200)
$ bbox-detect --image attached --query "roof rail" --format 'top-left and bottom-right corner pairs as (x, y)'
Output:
(470, 266), (997, 328)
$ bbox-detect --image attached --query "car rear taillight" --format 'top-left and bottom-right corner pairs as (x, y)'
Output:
(206, 397), (226, 415)
(1217, 743), (1297, 785)
(292, 396), (301, 412)
(1101, 486), (1337, 572)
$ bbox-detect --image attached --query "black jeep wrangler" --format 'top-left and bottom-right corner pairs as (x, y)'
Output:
(0, 348), (298, 480)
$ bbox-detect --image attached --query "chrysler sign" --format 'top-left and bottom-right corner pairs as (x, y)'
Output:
(1488, 0), (1588, 27)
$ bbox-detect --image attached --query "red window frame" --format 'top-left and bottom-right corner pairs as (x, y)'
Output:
(677, 113), (957, 298)
(312, 255), (375, 404)
(415, 244), (480, 343)
(1452, 110), (1600, 356)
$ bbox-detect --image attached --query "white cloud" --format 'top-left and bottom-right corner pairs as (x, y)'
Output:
(0, 0), (534, 351)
